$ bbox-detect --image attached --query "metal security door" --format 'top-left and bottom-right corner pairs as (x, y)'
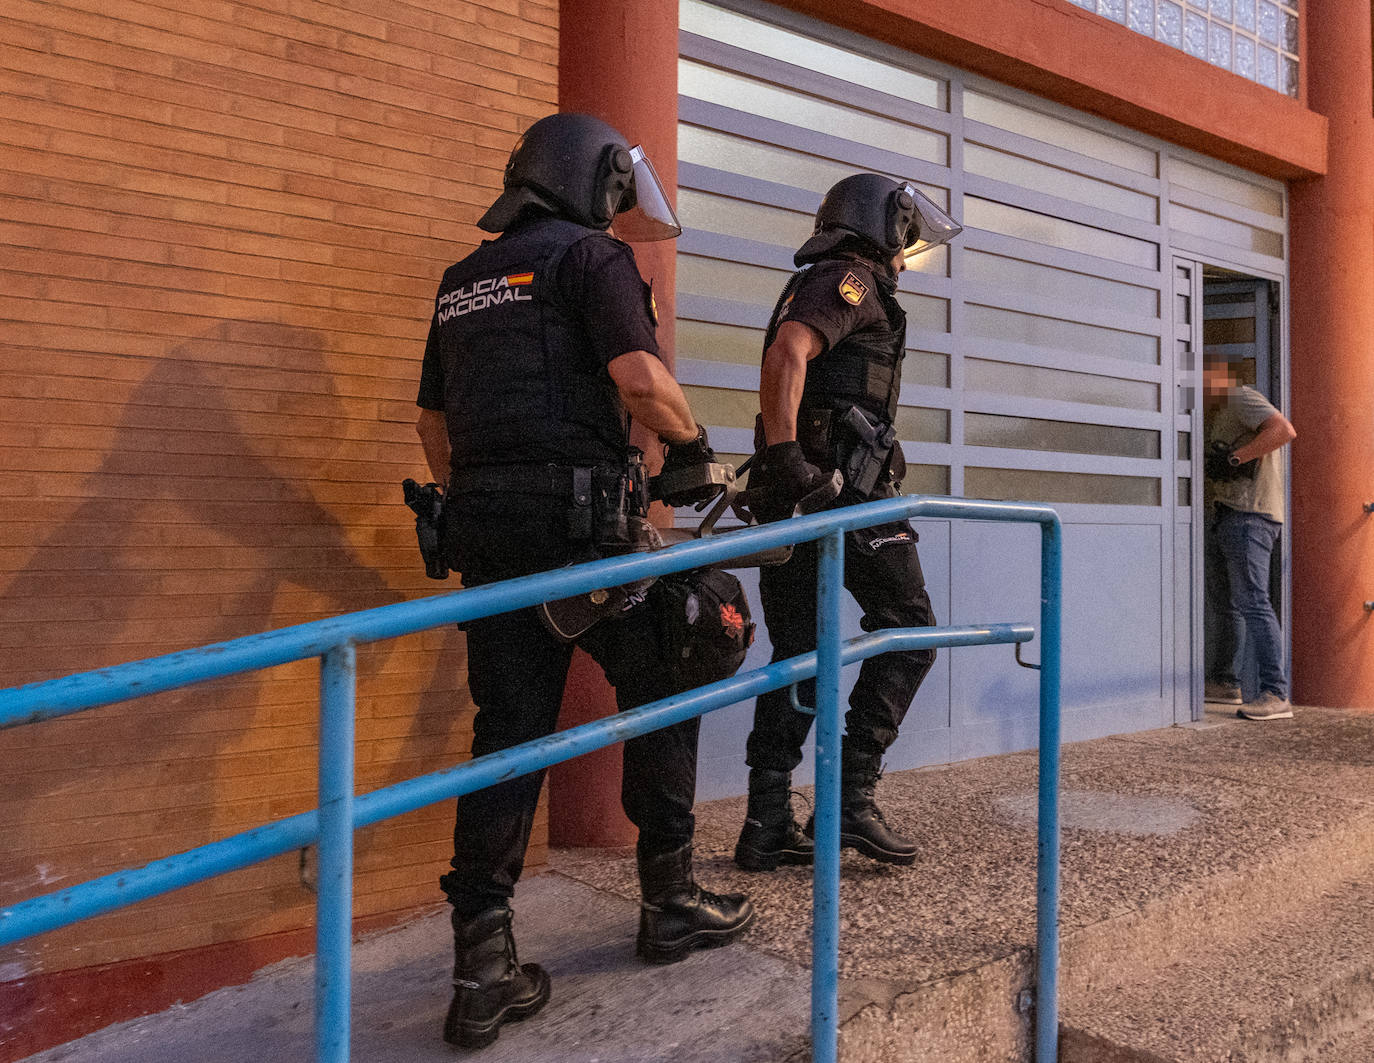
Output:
(1173, 259), (1205, 724)
(676, 0), (1288, 795)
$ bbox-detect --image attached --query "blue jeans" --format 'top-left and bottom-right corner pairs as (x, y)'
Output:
(1208, 506), (1288, 698)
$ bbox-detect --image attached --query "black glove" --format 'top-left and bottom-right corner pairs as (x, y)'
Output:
(1205, 440), (1257, 482)
(658, 424), (720, 507)
(746, 441), (826, 523)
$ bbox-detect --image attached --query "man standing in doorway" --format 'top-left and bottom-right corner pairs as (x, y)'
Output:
(1202, 352), (1297, 720)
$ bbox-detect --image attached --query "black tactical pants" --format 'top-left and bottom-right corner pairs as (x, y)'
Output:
(439, 496), (699, 918)
(745, 509), (937, 773)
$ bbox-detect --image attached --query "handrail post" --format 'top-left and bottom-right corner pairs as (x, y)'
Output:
(317, 643), (356, 1063)
(1036, 520), (1063, 1062)
(811, 530), (844, 1063)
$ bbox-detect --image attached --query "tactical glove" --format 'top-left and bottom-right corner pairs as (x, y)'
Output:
(746, 441), (827, 524)
(658, 424), (721, 507)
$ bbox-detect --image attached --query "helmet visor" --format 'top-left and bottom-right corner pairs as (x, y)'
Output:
(900, 183), (963, 267)
(612, 145), (683, 242)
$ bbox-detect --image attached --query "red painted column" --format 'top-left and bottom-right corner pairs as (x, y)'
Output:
(549, 0), (680, 846)
(1288, 2), (1374, 707)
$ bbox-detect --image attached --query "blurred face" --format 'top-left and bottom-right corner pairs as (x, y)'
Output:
(1203, 358), (1235, 404)
(891, 250), (907, 274)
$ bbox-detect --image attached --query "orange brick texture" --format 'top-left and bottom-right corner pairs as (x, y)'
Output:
(0, 0), (555, 996)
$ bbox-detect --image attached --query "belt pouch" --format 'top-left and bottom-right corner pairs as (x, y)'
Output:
(797, 407), (833, 465)
(593, 468), (629, 548)
(568, 466), (594, 541)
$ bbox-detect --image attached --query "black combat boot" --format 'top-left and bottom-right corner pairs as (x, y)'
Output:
(636, 842), (756, 964)
(836, 748), (917, 865)
(805, 750), (919, 866)
(734, 768), (815, 871)
(443, 906), (551, 1049)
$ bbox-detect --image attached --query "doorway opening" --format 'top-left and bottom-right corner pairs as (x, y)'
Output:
(1200, 265), (1289, 710)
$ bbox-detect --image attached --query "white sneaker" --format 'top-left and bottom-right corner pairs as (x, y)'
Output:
(1239, 692), (1293, 720)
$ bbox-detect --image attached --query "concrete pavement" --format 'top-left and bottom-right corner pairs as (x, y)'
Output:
(21, 704), (1374, 1062)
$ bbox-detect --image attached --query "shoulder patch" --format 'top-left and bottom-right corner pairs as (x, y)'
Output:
(838, 271), (869, 306)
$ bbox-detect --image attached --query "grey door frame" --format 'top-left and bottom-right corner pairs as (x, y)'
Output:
(1174, 255), (1292, 722)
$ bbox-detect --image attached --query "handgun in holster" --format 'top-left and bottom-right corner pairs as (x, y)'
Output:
(401, 478), (449, 580)
(838, 405), (899, 497)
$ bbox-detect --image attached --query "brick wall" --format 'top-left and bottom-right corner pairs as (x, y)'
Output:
(0, 0), (556, 1015)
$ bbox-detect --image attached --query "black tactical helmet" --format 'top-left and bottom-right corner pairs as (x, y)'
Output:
(478, 112), (681, 241)
(794, 173), (962, 268)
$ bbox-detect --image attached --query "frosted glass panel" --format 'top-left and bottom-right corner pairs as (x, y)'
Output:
(905, 351), (950, 388)
(966, 467), (1161, 506)
(894, 292), (951, 333)
(680, 0), (947, 109)
(677, 319), (765, 366)
(965, 198), (1159, 269)
(967, 304), (1161, 364)
(895, 406), (950, 443)
(1128, 0), (1155, 34)
(1170, 204), (1283, 259)
(964, 143), (1159, 222)
(965, 250), (1160, 318)
(682, 124), (880, 196)
(965, 413), (1160, 458)
(903, 465), (950, 495)
(1168, 157), (1283, 217)
(1157, 1), (1184, 45)
(677, 253), (792, 308)
(677, 189), (814, 248)
(681, 61), (948, 165)
(681, 384), (759, 429)
(964, 90), (1157, 175)
(966, 358), (1161, 410)
(1208, 24), (1232, 68)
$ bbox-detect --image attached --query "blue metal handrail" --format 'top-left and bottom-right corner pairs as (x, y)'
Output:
(0, 495), (1062, 1063)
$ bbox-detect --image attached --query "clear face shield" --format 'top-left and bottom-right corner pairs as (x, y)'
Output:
(899, 183), (963, 268)
(611, 145), (683, 243)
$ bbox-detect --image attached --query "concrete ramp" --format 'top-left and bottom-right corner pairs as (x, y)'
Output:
(21, 706), (1374, 1062)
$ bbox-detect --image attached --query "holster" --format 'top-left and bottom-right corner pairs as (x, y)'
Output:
(794, 404), (901, 497)
(838, 406), (899, 496)
(401, 478), (449, 580)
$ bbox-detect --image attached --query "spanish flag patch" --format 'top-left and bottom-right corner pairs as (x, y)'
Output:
(838, 271), (868, 306)
(505, 271), (534, 287)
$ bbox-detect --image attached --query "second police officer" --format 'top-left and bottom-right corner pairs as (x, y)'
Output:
(735, 174), (963, 873)
(414, 113), (754, 1050)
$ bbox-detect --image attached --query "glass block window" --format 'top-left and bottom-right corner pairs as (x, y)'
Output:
(1088, 0), (1300, 97)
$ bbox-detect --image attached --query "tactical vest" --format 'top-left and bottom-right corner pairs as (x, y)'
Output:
(431, 218), (630, 469)
(765, 259), (907, 425)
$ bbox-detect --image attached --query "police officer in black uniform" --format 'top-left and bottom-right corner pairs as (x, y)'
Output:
(734, 173), (963, 874)
(415, 112), (753, 1050)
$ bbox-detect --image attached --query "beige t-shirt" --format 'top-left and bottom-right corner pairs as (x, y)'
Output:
(1205, 384), (1285, 524)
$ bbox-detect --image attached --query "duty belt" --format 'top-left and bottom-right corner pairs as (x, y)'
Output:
(447, 464), (604, 498)
(448, 461), (650, 542)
